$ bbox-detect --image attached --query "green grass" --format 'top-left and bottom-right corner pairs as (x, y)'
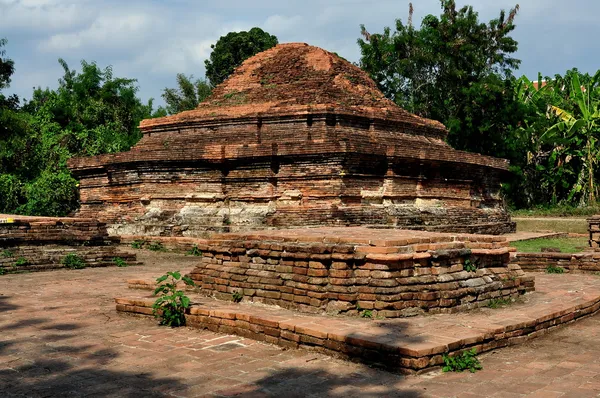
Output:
(510, 203), (600, 218)
(512, 237), (588, 253)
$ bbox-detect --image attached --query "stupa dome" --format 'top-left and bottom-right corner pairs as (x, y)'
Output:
(141, 43), (446, 137)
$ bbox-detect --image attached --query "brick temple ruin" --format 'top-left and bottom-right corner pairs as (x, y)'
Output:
(68, 43), (515, 237)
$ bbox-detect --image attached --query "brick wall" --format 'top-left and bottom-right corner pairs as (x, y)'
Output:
(131, 227), (534, 317)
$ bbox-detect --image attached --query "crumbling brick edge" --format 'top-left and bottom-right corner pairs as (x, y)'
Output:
(115, 294), (600, 374)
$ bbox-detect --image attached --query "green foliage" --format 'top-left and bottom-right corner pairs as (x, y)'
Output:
(62, 253), (86, 269)
(0, 46), (163, 217)
(131, 240), (146, 249)
(205, 27), (278, 87)
(20, 170), (78, 217)
(463, 259), (478, 273)
(486, 298), (512, 308)
(442, 349), (482, 373)
(232, 291), (243, 303)
(360, 309), (374, 318)
(512, 237), (587, 254)
(14, 257), (29, 267)
(187, 245), (202, 257)
(113, 257), (127, 267)
(546, 264), (566, 274)
(358, 1), (521, 160)
(147, 241), (167, 252)
(152, 271), (196, 327)
(162, 74), (212, 114)
(1, 249), (14, 258)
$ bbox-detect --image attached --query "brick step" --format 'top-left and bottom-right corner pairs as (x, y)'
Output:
(116, 273), (600, 374)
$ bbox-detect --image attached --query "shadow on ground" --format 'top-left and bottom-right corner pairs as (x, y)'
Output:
(0, 296), (186, 398)
(215, 367), (422, 397)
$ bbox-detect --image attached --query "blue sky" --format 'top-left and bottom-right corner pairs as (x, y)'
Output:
(2, 0), (599, 107)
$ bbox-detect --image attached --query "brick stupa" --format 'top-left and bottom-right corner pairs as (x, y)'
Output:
(68, 43), (515, 236)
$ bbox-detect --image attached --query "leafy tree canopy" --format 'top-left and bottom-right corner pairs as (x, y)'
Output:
(205, 27), (278, 87)
(358, 1), (521, 158)
(162, 73), (211, 114)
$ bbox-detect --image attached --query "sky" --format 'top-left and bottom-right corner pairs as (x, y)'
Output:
(2, 0), (600, 108)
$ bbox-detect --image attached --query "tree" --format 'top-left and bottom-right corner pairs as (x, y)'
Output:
(0, 54), (163, 216)
(543, 71), (600, 205)
(205, 27), (278, 87)
(357, 1), (521, 158)
(162, 73), (211, 114)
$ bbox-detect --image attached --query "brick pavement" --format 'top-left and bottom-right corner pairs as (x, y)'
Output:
(2, 250), (600, 397)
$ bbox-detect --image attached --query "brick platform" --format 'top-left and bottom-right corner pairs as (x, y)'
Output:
(121, 227), (533, 317)
(0, 214), (138, 273)
(116, 273), (600, 374)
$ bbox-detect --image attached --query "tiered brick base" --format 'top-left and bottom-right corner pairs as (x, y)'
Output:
(116, 274), (600, 374)
(122, 228), (533, 317)
(0, 214), (138, 273)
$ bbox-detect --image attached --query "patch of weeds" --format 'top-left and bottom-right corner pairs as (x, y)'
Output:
(62, 253), (86, 269)
(442, 348), (482, 373)
(232, 291), (243, 303)
(546, 264), (565, 274)
(162, 139), (171, 149)
(147, 241), (167, 252)
(222, 91), (247, 104)
(356, 303), (373, 318)
(15, 257), (29, 267)
(2, 249), (14, 258)
(0, 267), (5, 275)
(113, 257), (127, 267)
(131, 240), (146, 249)
(486, 298), (512, 309)
(463, 258), (478, 273)
(152, 271), (196, 327)
(186, 245), (202, 257)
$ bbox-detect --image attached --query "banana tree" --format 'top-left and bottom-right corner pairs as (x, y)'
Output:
(543, 72), (600, 205)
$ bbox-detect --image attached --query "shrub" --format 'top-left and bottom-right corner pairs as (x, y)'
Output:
(14, 257), (29, 266)
(62, 253), (86, 269)
(232, 291), (243, 303)
(152, 271), (196, 327)
(147, 241), (167, 252)
(187, 245), (202, 256)
(131, 240), (146, 249)
(546, 264), (565, 274)
(113, 257), (127, 267)
(442, 349), (482, 373)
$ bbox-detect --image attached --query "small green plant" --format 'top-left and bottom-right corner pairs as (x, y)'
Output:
(2, 249), (14, 258)
(463, 258), (478, 273)
(442, 348), (482, 373)
(15, 257), (29, 267)
(232, 291), (243, 303)
(0, 267), (5, 275)
(147, 241), (167, 252)
(152, 271), (196, 327)
(131, 240), (146, 249)
(546, 264), (565, 274)
(113, 257), (127, 267)
(486, 298), (512, 309)
(187, 245), (202, 257)
(360, 309), (373, 318)
(62, 253), (86, 269)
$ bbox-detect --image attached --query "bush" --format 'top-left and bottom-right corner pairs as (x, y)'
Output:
(0, 174), (24, 214)
(152, 271), (195, 327)
(62, 253), (86, 269)
(442, 349), (482, 373)
(20, 170), (78, 217)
